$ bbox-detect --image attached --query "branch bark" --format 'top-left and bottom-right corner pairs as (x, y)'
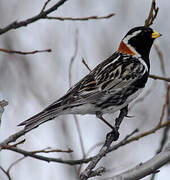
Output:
(149, 74), (170, 82)
(0, 100), (8, 126)
(110, 143), (170, 180)
(45, 13), (115, 21)
(0, 0), (68, 35)
(145, 0), (159, 27)
(0, 48), (51, 55)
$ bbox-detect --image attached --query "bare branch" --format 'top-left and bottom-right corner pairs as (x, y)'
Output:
(30, 147), (73, 154)
(154, 43), (166, 77)
(80, 107), (128, 180)
(45, 13), (115, 21)
(88, 167), (106, 178)
(2, 119), (170, 167)
(0, 130), (137, 166)
(0, 48), (52, 55)
(0, 1), (114, 35)
(7, 157), (25, 174)
(0, 166), (12, 180)
(0, 130), (25, 150)
(116, 121), (170, 149)
(110, 143), (170, 180)
(0, 100), (8, 126)
(69, 30), (86, 175)
(150, 86), (170, 180)
(149, 74), (170, 82)
(6, 146), (91, 165)
(151, 42), (169, 180)
(158, 87), (169, 126)
(145, 0), (159, 27)
(82, 58), (92, 72)
(2, 139), (25, 149)
(41, 0), (52, 13)
(69, 29), (79, 87)
(0, 0), (68, 35)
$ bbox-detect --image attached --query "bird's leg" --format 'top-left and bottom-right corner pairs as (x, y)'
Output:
(96, 112), (115, 130)
(96, 106), (128, 146)
(114, 105), (128, 131)
(105, 105), (128, 146)
(96, 112), (120, 143)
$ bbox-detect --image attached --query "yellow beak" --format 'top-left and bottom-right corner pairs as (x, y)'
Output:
(152, 30), (161, 39)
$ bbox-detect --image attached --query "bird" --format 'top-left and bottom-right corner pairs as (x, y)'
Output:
(18, 26), (161, 132)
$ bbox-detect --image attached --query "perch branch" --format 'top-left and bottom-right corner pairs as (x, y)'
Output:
(80, 107), (128, 180)
(0, 48), (51, 55)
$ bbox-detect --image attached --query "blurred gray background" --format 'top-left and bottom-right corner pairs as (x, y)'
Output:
(0, 0), (170, 179)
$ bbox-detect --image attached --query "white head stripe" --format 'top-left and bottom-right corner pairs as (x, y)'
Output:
(124, 30), (141, 42)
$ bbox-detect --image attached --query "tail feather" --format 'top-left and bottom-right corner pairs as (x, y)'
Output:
(18, 99), (66, 131)
(18, 109), (61, 132)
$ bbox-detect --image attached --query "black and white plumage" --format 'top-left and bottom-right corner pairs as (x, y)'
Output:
(18, 26), (161, 131)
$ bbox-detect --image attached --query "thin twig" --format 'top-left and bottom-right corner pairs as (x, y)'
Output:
(0, 100), (8, 125)
(7, 157), (25, 174)
(82, 58), (92, 72)
(2, 139), (25, 149)
(0, 166), (12, 180)
(0, 0), (68, 35)
(3, 130), (138, 167)
(41, 0), (51, 13)
(69, 29), (79, 87)
(117, 120), (170, 148)
(111, 142), (170, 180)
(86, 129), (138, 159)
(80, 107), (128, 180)
(150, 86), (170, 180)
(30, 147), (73, 154)
(0, 129), (25, 150)
(154, 43), (166, 77)
(85, 142), (103, 160)
(149, 74), (170, 82)
(68, 30), (86, 175)
(150, 42), (168, 180)
(158, 87), (169, 126)
(0, 48), (51, 55)
(45, 13), (115, 21)
(2, 120), (170, 166)
(145, 0), (159, 27)
(6, 147), (91, 165)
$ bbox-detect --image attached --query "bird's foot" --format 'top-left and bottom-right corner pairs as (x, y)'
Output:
(104, 129), (119, 147)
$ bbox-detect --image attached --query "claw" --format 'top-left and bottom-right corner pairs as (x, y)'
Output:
(105, 129), (120, 146)
(125, 115), (135, 118)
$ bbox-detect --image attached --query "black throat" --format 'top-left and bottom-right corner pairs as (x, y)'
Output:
(128, 38), (154, 59)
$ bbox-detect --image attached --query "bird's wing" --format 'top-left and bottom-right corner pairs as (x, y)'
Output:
(53, 54), (147, 108)
(81, 57), (144, 93)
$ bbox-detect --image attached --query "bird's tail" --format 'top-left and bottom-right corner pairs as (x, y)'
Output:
(18, 103), (64, 132)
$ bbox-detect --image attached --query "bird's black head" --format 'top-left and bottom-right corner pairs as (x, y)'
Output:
(118, 26), (161, 59)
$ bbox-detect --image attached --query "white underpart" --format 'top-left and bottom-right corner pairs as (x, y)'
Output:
(65, 89), (143, 115)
